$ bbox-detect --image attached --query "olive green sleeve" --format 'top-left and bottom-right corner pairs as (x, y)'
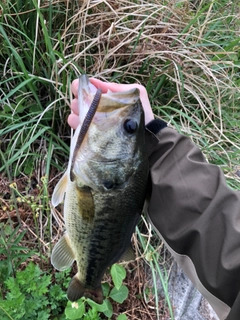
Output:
(145, 121), (240, 320)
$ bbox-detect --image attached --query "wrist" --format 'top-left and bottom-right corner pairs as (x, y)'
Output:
(146, 119), (168, 134)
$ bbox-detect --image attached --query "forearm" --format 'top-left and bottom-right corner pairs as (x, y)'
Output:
(145, 120), (240, 320)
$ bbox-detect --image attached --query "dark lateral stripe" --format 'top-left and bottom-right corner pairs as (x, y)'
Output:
(85, 213), (139, 286)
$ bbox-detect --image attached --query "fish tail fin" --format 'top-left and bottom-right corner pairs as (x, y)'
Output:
(67, 275), (103, 304)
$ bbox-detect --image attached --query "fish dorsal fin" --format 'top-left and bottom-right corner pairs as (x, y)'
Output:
(119, 246), (135, 262)
(51, 233), (75, 271)
(51, 172), (68, 207)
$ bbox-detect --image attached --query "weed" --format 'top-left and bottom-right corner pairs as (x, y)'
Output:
(8, 177), (52, 256)
(0, 262), (70, 320)
(136, 220), (174, 320)
(0, 262), (128, 320)
(65, 263), (128, 319)
(0, 223), (36, 284)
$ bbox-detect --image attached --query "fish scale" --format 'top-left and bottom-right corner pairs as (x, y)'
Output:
(77, 165), (147, 292)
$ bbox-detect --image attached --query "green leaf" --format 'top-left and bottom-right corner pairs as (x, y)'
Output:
(4, 224), (13, 236)
(65, 301), (85, 319)
(102, 282), (110, 297)
(117, 314), (128, 320)
(102, 299), (113, 318)
(86, 299), (108, 313)
(110, 264), (126, 290)
(109, 285), (129, 303)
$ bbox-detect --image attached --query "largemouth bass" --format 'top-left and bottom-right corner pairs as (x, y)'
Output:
(51, 75), (149, 303)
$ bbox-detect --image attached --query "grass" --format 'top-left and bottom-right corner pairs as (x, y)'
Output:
(0, 0), (240, 319)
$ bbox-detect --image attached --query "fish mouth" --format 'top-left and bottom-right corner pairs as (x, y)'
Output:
(88, 159), (120, 163)
(78, 74), (140, 114)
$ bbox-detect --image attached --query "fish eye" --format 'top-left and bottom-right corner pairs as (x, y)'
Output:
(123, 119), (138, 134)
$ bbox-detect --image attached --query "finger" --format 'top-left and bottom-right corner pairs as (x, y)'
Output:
(70, 77), (154, 125)
(89, 78), (114, 93)
(70, 98), (79, 115)
(71, 79), (79, 98)
(90, 78), (143, 93)
(68, 114), (79, 129)
(71, 77), (110, 97)
(71, 77), (144, 97)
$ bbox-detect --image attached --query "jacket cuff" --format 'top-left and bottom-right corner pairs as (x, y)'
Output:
(145, 119), (167, 134)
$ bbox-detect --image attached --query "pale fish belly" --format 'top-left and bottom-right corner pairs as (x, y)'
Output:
(64, 181), (95, 284)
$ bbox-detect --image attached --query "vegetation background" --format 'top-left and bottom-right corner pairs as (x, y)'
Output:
(0, 0), (239, 319)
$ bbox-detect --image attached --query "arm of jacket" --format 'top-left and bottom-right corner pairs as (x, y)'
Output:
(145, 119), (240, 320)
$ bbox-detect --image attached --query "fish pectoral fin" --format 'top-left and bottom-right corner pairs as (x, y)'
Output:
(51, 172), (68, 207)
(119, 246), (135, 262)
(51, 233), (75, 271)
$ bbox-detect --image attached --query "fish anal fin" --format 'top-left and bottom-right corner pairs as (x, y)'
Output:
(67, 275), (103, 304)
(119, 246), (135, 262)
(51, 233), (75, 271)
(67, 275), (85, 302)
(52, 172), (68, 207)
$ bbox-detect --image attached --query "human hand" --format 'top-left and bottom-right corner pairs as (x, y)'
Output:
(68, 78), (154, 129)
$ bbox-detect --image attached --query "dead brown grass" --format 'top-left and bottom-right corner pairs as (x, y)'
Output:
(52, 0), (239, 153)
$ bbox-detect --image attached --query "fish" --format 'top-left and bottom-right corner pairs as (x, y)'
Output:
(51, 75), (149, 304)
